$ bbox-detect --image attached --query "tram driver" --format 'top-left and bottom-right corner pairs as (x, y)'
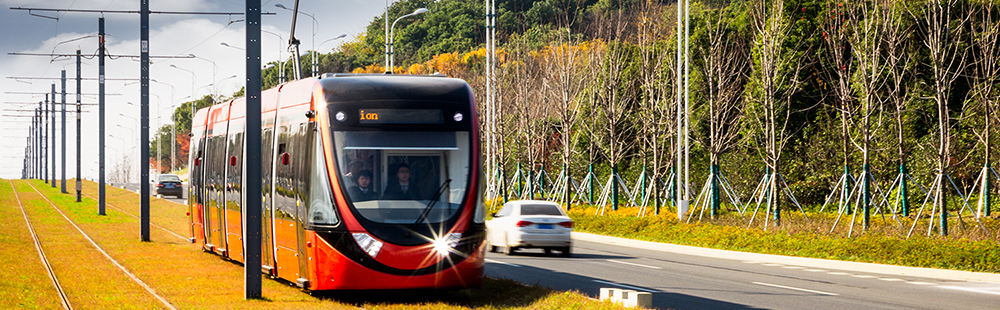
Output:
(382, 163), (422, 200)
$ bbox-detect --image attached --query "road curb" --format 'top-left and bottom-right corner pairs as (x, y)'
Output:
(573, 232), (1000, 283)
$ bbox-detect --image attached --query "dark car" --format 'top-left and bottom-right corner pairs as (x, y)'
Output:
(156, 174), (183, 198)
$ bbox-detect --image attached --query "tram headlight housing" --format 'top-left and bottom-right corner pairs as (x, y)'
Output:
(433, 233), (462, 257)
(352, 233), (383, 258)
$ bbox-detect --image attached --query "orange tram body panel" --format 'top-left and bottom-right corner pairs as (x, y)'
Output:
(188, 74), (487, 290)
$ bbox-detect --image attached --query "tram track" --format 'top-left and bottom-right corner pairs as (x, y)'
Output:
(9, 180), (72, 310)
(22, 181), (178, 310)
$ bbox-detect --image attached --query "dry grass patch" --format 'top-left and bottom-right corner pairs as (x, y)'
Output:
(0, 181), (63, 309)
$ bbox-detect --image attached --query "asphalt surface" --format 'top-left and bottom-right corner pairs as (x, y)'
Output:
(113, 183), (999, 309)
(484, 237), (1000, 310)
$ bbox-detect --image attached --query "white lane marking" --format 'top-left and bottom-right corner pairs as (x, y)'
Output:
(485, 258), (521, 267)
(878, 278), (905, 282)
(743, 261), (761, 264)
(593, 280), (658, 293)
(752, 282), (839, 296)
(805, 269), (826, 272)
(938, 286), (1000, 296)
(782, 266), (803, 269)
(828, 272), (850, 275)
(607, 259), (663, 270)
(907, 281), (934, 285)
(763, 263), (783, 267)
(852, 275), (876, 279)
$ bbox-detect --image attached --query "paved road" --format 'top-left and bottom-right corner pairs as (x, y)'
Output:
(117, 182), (187, 205)
(485, 235), (1000, 310)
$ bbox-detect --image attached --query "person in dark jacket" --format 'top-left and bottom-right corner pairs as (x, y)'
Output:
(348, 170), (379, 201)
(382, 164), (422, 200)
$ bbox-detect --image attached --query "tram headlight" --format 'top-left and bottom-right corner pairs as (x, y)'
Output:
(351, 233), (383, 258)
(433, 233), (462, 257)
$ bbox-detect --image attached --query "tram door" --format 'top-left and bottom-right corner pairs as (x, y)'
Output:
(224, 118), (245, 262)
(202, 131), (217, 251)
(273, 123), (301, 283)
(210, 133), (229, 256)
(261, 124), (276, 274)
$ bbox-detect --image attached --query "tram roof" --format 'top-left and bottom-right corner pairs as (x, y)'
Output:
(317, 74), (472, 104)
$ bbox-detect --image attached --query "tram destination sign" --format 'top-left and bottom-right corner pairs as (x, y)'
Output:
(358, 108), (444, 124)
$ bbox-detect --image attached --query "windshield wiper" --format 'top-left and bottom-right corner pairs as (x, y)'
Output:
(413, 179), (452, 226)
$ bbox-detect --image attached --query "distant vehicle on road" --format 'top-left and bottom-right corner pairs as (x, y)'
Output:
(155, 174), (183, 198)
(486, 200), (573, 257)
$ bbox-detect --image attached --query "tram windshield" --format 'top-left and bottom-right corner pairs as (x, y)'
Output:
(332, 131), (471, 225)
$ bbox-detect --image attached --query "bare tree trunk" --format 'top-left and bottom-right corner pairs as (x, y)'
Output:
(918, 0), (969, 236)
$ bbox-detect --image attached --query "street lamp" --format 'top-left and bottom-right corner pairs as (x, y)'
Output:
(319, 34), (348, 51)
(263, 30), (286, 83)
(215, 75), (239, 97)
(220, 42), (245, 51)
(170, 64), (197, 129)
(388, 8), (429, 74)
(188, 54), (218, 95)
(275, 3), (320, 77)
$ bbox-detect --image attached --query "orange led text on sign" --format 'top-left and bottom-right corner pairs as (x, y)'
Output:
(360, 110), (379, 121)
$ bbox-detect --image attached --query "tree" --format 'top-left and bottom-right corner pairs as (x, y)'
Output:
(745, 0), (812, 227)
(694, 0), (751, 217)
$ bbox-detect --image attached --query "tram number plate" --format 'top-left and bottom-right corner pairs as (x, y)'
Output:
(537, 224), (553, 229)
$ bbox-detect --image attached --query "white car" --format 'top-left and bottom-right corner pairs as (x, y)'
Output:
(486, 200), (573, 256)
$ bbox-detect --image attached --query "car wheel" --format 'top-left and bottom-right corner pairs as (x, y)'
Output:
(561, 247), (571, 257)
(503, 244), (515, 255)
(488, 244), (498, 253)
(544, 248), (552, 255)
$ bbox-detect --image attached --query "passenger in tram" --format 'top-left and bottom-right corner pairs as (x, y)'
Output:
(382, 163), (422, 200)
(343, 160), (366, 186)
(348, 169), (379, 201)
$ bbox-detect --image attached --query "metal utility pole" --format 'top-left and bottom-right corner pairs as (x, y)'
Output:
(61, 69), (67, 193)
(141, 0), (151, 242)
(286, 0), (303, 79)
(99, 17), (107, 215)
(245, 0), (263, 298)
(76, 49), (83, 202)
(51, 83), (57, 188)
(42, 98), (47, 183)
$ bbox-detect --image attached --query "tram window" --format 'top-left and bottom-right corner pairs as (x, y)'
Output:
(333, 131), (470, 224)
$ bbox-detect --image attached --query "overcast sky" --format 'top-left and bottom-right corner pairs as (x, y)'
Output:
(0, 0), (396, 180)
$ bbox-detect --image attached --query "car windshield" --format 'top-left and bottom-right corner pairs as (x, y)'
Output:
(520, 204), (564, 216)
(333, 131), (471, 224)
(159, 175), (181, 182)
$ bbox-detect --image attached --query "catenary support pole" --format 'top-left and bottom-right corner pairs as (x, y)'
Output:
(141, 0), (151, 241)
(245, 0), (263, 299)
(61, 70), (67, 193)
(51, 83), (57, 188)
(43, 97), (47, 183)
(76, 49), (82, 202)
(99, 17), (106, 215)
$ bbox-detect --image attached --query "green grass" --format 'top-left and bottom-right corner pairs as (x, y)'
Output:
(1, 179), (633, 310)
(565, 205), (1000, 273)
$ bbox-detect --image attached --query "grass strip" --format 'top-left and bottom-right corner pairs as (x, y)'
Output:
(0, 181), (63, 309)
(20, 180), (630, 309)
(568, 206), (1000, 273)
(13, 180), (164, 309)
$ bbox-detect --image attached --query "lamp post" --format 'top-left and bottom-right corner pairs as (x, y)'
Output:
(263, 30), (286, 83)
(188, 54), (218, 95)
(276, 3), (320, 77)
(169, 64), (197, 130)
(389, 8), (429, 74)
(215, 75), (239, 97)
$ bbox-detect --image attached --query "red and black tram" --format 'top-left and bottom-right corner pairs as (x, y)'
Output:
(187, 74), (486, 290)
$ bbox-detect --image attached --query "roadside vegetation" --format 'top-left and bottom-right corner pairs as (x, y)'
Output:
(564, 205), (1000, 273)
